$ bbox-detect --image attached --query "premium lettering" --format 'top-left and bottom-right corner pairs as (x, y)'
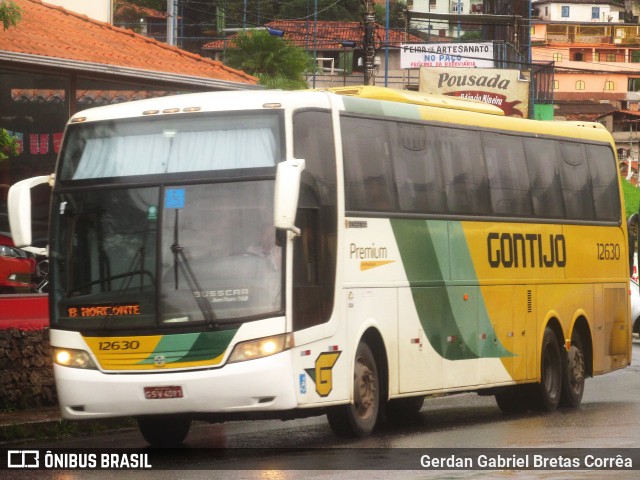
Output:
(487, 232), (566, 268)
(350, 243), (388, 260)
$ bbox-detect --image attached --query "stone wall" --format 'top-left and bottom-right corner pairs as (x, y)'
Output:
(0, 328), (56, 410)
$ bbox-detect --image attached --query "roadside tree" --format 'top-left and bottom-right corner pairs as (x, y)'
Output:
(224, 30), (314, 89)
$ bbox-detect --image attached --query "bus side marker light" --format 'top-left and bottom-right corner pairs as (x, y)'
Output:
(328, 345), (339, 352)
(300, 350), (311, 357)
(463, 294), (469, 301)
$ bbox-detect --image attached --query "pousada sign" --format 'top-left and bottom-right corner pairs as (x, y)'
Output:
(419, 67), (530, 118)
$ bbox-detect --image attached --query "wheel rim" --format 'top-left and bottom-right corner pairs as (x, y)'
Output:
(353, 355), (377, 420)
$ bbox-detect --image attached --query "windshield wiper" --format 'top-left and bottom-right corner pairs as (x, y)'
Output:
(170, 210), (218, 327)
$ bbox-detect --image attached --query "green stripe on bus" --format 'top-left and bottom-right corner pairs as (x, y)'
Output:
(390, 219), (511, 360)
(138, 329), (237, 365)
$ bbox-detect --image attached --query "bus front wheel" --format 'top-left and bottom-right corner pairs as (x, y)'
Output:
(327, 342), (380, 437)
(495, 386), (529, 414)
(137, 415), (191, 447)
(529, 327), (562, 411)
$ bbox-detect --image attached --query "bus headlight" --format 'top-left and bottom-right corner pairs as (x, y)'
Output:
(228, 333), (293, 364)
(53, 348), (98, 369)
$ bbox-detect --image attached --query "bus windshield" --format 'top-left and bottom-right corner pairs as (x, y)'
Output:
(51, 112), (284, 332)
(59, 112), (281, 180)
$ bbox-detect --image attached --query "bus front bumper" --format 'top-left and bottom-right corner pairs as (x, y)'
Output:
(54, 351), (298, 420)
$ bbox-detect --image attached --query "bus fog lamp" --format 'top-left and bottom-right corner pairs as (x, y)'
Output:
(53, 348), (97, 369)
(228, 334), (293, 363)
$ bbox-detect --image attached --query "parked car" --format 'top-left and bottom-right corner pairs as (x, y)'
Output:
(631, 278), (640, 336)
(0, 233), (36, 293)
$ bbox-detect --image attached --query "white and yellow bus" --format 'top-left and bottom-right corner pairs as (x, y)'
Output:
(8, 86), (632, 446)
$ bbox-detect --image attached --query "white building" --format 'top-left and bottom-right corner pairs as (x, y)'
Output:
(44, 0), (113, 23)
(532, 0), (625, 23)
(409, 0), (484, 37)
(410, 0), (483, 15)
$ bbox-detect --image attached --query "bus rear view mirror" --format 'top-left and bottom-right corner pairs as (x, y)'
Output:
(8, 175), (53, 248)
(274, 158), (305, 234)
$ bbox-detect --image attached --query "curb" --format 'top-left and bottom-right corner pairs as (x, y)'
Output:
(0, 408), (135, 444)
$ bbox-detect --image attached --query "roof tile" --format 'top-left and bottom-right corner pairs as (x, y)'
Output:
(204, 20), (425, 51)
(1, 0), (257, 85)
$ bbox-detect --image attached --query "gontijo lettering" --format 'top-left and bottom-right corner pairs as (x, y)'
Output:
(487, 232), (566, 268)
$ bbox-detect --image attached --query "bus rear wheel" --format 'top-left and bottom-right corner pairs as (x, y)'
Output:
(529, 327), (562, 412)
(560, 333), (585, 408)
(327, 342), (380, 437)
(137, 415), (191, 447)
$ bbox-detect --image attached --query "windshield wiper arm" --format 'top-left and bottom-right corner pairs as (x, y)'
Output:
(171, 211), (217, 326)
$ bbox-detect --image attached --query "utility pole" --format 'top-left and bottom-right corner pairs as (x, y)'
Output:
(166, 0), (176, 46)
(363, 0), (376, 85)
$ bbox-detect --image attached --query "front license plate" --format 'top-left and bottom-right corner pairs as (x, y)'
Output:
(144, 386), (183, 400)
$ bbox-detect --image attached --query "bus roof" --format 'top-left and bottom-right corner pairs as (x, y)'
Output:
(324, 86), (505, 116)
(67, 87), (616, 149)
(327, 86), (615, 147)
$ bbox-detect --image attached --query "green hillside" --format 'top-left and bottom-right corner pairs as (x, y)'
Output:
(622, 178), (640, 218)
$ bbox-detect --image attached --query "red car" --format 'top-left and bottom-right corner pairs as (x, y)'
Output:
(0, 233), (36, 293)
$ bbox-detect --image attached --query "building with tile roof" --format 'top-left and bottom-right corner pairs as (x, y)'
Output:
(1, 0), (257, 90)
(203, 20), (428, 88)
(0, 0), (258, 244)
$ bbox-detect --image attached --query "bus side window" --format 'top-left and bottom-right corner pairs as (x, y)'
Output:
(482, 132), (533, 216)
(587, 144), (620, 222)
(524, 138), (565, 219)
(438, 127), (491, 215)
(394, 122), (446, 214)
(558, 142), (595, 220)
(341, 116), (397, 212)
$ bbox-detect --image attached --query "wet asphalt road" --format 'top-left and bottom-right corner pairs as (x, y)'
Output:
(6, 339), (640, 479)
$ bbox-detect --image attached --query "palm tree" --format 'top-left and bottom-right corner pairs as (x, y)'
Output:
(224, 30), (315, 90)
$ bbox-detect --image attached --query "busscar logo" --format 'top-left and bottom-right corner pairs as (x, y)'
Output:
(7, 450), (39, 468)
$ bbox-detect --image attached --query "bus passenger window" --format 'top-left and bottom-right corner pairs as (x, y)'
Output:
(341, 116), (397, 212)
(524, 138), (565, 218)
(438, 127), (490, 215)
(394, 123), (446, 214)
(482, 133), (532, 216)
(587, 145), (620, 222)
(558, 142), (595, 220)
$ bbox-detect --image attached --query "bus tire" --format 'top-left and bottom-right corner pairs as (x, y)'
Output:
(137, 415), (191, 447)
(495, 386), (529, 414)
(529, 327), (562, 412)
(327, 342), (380, 437)
(560, 333), (585, 408)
